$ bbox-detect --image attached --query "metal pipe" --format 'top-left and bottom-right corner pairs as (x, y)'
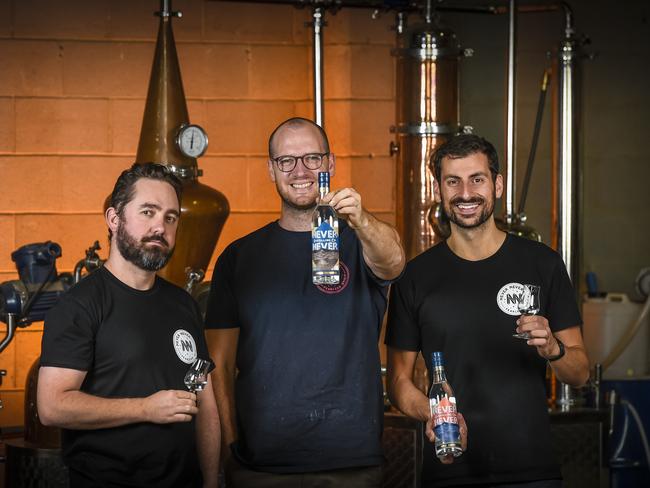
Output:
(554, 1), (584, 412)
(504, 0), (517, 222)
(312, 7), (325, 127)
(0, 313), (17, 354)
(424, 0), (433, 24)
(556, 3), (579, 285)
(518, 68), (550, 215)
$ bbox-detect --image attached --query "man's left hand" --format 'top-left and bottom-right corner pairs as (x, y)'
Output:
(425, 412), (468, 464)
(516, 315), (561, 359)
(323, 188), (368, 229)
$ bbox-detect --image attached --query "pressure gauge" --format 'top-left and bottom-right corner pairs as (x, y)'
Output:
(176, 124), (208, 158)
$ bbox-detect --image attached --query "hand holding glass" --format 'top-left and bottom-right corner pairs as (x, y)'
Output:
(184, 358), (211, 393)
(513, 284), (540, 340)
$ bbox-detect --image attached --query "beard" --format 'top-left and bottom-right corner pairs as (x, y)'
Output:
(442, 191), (496, 229)
(276, 182), (318, 212)
(116, 219), (174, 271)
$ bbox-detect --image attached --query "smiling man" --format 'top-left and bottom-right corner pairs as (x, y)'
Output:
(205, 117), (405, 488)
(386, 134), (589, 488)
(37, 162), (220, 488)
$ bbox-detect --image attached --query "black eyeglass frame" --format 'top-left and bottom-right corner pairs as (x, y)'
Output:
(271, 152), (330, 173)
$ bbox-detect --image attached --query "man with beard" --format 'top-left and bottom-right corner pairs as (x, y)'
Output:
(37, 162), (220, 488)
(385, 134), (589, 488)
(205, 117), (405, 487)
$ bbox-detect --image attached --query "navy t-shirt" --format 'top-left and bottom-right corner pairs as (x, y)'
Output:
(386, 234), (582, 486)
(41, 267), (210, 487)
(205, 220), (390, 473)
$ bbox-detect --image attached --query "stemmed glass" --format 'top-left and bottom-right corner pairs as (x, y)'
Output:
(184, 358), (212, 393)
(513, 284), (540, 340)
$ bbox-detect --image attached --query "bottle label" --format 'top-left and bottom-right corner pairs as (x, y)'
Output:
(430, 396), (459, 442)
(312, 221), (339, 251)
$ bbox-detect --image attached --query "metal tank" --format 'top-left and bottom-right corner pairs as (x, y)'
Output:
(391, 8), (468, 258)
(135, 0), (229, 288)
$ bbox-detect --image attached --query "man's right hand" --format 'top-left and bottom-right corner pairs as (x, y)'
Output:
(144, 390), (198, 423)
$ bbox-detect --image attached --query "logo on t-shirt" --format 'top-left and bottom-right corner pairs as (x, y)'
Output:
(496, 282), (526, 316)
(316, 261), (350, 295)
(173, 329), (197, 364)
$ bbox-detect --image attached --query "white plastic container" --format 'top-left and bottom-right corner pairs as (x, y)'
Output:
(582, 293), (650, 379)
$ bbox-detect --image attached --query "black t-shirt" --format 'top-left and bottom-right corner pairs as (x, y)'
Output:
(205, 220), (391, 473)
(386, 234), (581, 487)
(40, 267), (210, 488)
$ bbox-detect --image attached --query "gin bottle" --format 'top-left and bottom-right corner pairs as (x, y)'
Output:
(312, 171), (340, 284)
(429, 351), (463, 459)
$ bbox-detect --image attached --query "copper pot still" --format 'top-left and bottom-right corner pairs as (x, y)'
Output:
(135, 2), (229, 288)
(391, 11), (470, 259)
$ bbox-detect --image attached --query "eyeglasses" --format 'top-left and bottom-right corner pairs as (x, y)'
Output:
(272, 153), (328, 173)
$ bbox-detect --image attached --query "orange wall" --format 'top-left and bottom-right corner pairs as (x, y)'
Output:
(0, 0), (397, 427)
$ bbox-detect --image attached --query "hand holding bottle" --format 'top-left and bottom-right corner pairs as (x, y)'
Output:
(321, 187), (368, 230)
(428, 351), (466, 462)
(425, 412), (468, 464)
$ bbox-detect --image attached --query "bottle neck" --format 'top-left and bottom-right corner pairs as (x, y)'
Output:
(319, 184), (329, 201)
(431, 365), (447, 383)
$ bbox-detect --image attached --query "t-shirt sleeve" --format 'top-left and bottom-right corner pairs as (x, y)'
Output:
(385, 275), (421, 352)
(546, 253), (582, 332)
(204, 245), (240, 329)
(40, 295), (95, 371)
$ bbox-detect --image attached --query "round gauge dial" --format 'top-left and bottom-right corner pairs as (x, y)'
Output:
(176, 124), (208, 158)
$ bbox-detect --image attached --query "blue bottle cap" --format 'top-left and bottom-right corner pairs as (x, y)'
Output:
(431, 351), (444, 367)
(318, 171), (330, 186)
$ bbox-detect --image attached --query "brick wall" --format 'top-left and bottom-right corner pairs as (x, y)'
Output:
(2, 0), (648, 429)
(0, 0), (397, 428)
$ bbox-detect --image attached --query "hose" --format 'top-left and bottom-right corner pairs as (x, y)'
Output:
(620, 399), (650, 470)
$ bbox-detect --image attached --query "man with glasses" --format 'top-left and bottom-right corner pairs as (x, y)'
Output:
(205, 117), (405, 487)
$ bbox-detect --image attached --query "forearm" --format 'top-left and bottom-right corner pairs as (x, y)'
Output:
(354, 211), (405, 280)
(388, 376), (430, 422)
(212, 368), (238, 454)
(197, 380), (221, 487)
(39, 390), (147, 429)
(549, 344), (590, 387)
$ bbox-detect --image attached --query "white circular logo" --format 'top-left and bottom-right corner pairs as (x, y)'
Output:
(496, 282), (526, 316)
(173, 329), (197, 364)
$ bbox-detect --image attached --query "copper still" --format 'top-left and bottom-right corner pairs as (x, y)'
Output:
(136, 0), (229, 288)
(391, 8), (469, 258)
(7, 3), (230, 484)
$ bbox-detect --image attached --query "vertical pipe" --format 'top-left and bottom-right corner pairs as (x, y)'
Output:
(557, 7), (579, 286)
(505, 0), (517, 222)
(312, 7), (325, 127)
(555, 4), (581, 412)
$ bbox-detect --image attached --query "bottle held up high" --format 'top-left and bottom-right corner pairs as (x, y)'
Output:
(312, 171), (340, 285)
(429, 351), (463, 459)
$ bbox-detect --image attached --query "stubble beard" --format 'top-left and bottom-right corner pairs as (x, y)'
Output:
(276, 182), (318, 212)
(442, 191), (496, 230)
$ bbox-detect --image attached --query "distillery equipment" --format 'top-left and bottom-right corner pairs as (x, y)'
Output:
(1, 241), (104, 488)
(391, 1), (470, 257)
(133, 0), (229, 288)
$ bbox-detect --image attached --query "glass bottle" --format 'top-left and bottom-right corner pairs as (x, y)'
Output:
(311, 172), (340, 284)
(429, 351), (463, 459)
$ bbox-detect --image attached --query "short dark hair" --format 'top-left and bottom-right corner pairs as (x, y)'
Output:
(431, 134), (499, 183)
(107, 162), (182, 239)
(268, 117), (330, 158)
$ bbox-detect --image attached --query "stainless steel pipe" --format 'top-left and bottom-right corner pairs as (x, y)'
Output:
(312, 7), (325, 127)
(504, 0), (517, 222)
(556, 4), (580, 286)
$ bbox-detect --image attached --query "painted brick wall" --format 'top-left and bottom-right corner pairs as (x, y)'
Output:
(0, 0), (397, 427)
(2, 0), (649, 428)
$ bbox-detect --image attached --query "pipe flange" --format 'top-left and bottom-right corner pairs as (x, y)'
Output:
(391, 123), (460, 136)
(166, 164), (201, 180)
